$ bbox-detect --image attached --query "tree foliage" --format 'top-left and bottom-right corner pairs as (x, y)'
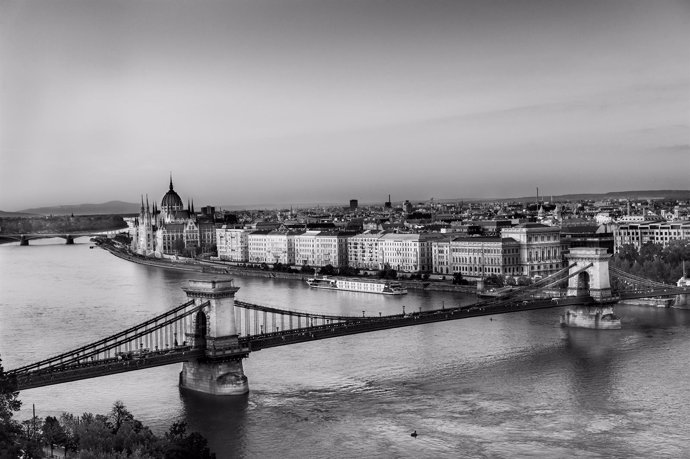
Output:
(0, 357), (22, 459)
(319, 264), (336, 276)
(42, 416), (66, 457)
(300, 265), (315, 274)
(611, 240), (690, 284)
(377, 264), (398, 280)
(0, 396), (216, 459)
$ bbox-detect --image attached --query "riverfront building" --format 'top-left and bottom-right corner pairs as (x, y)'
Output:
(347, 231), (385, 270)
(216, 227), (249, 262)
(613, 220), (690, 252)
(500, 223), (564, 278)
(448, 236), (521, 279)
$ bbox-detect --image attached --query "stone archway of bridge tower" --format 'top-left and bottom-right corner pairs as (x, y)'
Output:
(192, 310), (208, 348)
(565, 247), (613, 301)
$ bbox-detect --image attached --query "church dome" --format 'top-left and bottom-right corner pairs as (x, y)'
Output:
(161, 176), (184, 212)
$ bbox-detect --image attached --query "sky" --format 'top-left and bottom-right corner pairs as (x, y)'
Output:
(1, 0), (689, 210)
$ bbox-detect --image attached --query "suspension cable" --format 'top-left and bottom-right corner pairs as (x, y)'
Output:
(9, 300), (204, 374)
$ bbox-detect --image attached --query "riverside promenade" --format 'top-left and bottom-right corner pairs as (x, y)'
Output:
(97, 240), (476, 294)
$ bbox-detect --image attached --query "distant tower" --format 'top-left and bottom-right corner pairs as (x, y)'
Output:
(385, 194), (392, 209)
(350, 199), (358, 210)
(404, 200), (413, 213)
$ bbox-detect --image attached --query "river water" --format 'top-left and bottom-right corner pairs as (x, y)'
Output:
(1, 239), (690, 458)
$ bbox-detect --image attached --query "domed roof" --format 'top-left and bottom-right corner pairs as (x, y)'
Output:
(161, 175), (183, 211)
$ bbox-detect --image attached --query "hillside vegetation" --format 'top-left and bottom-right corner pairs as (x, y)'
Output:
(0, 215), (127, 234)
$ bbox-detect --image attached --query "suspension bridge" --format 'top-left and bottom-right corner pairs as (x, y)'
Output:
(6, 247), (689, 395)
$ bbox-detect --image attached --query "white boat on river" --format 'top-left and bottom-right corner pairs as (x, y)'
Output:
(306, 277), (408, 295)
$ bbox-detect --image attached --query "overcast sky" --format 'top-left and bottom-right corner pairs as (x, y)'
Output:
(1, 0), (688, 210)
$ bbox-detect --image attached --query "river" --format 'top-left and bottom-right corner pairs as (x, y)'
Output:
(1, 239), (690, 458)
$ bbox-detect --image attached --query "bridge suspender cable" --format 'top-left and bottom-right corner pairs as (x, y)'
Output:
(8, 300), (202, 374)
(609, 266), (672, 289)
(233, 300), (378, 321)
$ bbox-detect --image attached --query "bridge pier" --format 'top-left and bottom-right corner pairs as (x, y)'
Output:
(179, 359), (248, 396)
(560, 304), (621, 329)
(20, 236), (29, 246)
(179, 278), (249, 396)
(65, 235), (75, 245)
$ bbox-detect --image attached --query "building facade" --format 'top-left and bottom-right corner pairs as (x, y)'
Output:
(216, 227), (249, 262)
(613, 221), (690, 252)
(448, 237), (521, 279)
(347, 231), (386, 270)
(500, 223), (564, 278)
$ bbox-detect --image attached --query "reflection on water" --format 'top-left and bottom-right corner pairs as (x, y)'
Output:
(2, 241), (690, 457)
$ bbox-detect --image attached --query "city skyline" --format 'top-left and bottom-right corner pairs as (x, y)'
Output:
(1, 0), (689, 211)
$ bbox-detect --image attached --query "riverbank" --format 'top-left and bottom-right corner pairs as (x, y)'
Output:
(98, 242), (477, 294)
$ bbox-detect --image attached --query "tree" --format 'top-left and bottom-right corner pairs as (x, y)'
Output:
(173, 238), (185, 255)
(300, 265), (315, 274)
(485, 274), (504, 287)
(0, 357), (22, 459)
(59, 413), (81, 457)
(320, 264), (336, 276)
(377, 263), (397, 280)
(21, 415), (43, 458)
(164, 421), (215, 459)
(616, 243), (639, 266)
(42, 416), (66, 458)
(338, 266), (360, 277)
(452, 272), (463, 285)
(110, 401), (136, 434)
(639, 242), (663, 263)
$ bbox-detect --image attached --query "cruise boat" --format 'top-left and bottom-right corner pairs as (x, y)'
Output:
(306, 277), (407, 295)
(477, 286), (515, 298)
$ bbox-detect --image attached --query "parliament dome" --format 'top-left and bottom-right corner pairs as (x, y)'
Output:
(161, 176), (184, 212)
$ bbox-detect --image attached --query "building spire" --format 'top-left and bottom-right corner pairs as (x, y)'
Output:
(191, 199), (194, 214)
(169, 172), (174, 191)
(140, 195), (144, 213)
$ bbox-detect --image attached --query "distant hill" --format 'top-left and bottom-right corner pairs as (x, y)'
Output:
(507, 190), (690, 203)
(8, 189), (690, 215)
(0, 210), (38, 217)
(18, 201), (140, 216)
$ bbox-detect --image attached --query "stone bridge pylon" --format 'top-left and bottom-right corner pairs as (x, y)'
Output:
(179, 279), (249, 395)
(561, 247), (621, 329)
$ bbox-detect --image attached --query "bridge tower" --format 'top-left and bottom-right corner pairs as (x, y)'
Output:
(565, 247), (612, 300)
(179, 278), (249, 395)
(562, 247), (621, 329)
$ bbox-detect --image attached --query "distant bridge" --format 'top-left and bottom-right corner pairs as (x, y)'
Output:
(0, 229), (128, 245)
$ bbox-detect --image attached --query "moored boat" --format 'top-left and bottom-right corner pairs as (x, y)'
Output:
(306, 277), (407, 295)
(477, 286), (515, 298)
